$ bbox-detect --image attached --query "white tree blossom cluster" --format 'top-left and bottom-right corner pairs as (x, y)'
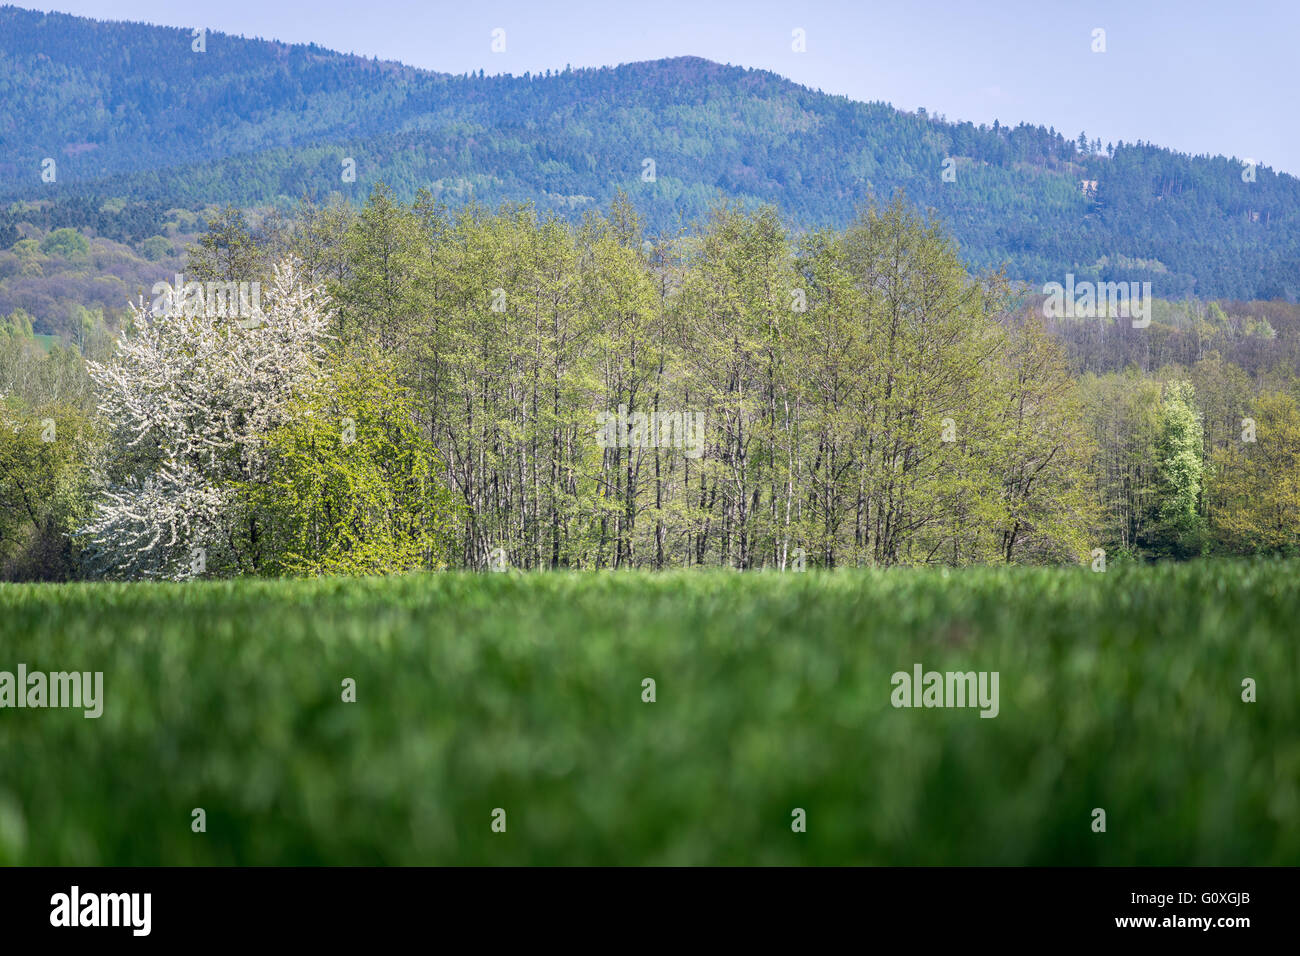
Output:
(83, 258), (333, 578)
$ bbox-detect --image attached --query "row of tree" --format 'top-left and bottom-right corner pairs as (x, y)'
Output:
(267, 188), (1096, 571)
(1, 189), (1297, 579)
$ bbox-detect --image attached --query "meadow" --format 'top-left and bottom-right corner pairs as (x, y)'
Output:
(0, 561), (1295, 865)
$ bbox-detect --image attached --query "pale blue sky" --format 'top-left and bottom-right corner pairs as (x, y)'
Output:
(27, 0), (1300, 175)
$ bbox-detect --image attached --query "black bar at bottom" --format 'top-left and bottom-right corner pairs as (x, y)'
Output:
(0, 866), (1279, 942)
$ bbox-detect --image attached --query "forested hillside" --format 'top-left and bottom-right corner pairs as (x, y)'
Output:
(2, 4), (1297, 306)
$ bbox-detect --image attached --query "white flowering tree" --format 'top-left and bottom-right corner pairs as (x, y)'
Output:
(84, 258), (333, 578)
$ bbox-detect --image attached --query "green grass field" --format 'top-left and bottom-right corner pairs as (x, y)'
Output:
(0, 562), (1296, 865)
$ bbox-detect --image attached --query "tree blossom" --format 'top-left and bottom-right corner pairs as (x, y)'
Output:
(83, 258), (333, 578)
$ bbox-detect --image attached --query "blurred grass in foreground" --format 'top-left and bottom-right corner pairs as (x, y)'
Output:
(0, 561), (1296, 865)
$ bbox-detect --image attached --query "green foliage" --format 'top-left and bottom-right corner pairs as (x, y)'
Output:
(1, 309), (34, 339)
(0, 402), (95, 580)
(0, 562), (1294, 864)
(3, 186), (1297, 576)
(9, 239), (43, 278)
(0, 206), (200, 342)
(2, 191), (1289, 574)
(0, 321), (96, 413)
(1080, 360), (1300, 560)
(301, 189), (1097, 570)
(1213, 391), (1300, 555)
(1079, 369), (1164, 554)
(1151, 381), (1205, 556)
(185, 206), (263, 281)
(37, 228), (89, 260)
(138, 235), (174, 261)
(250, 353), (458, 575)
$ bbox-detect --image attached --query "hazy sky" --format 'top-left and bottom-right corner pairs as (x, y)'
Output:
(28, 0), (1300, 175)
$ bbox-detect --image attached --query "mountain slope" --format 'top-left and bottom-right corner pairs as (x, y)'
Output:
(1, 4), (1297, 300)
